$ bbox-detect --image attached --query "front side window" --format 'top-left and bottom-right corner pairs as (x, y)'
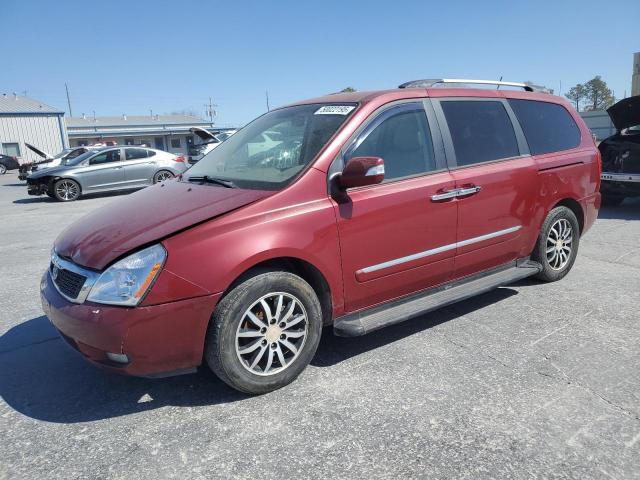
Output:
(441, 100), (520, 166)
(346, 104), (436, 181)
(187, 103), (356, 190)
(508, 99), (580, 155)
(125, 148), (149, 160)
(90, 149), (121, 165)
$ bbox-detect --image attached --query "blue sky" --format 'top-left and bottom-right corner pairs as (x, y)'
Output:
(3, 0), (638, 126)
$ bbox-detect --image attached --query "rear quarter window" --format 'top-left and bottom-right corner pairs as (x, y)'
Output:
(508, 99), (581, 155)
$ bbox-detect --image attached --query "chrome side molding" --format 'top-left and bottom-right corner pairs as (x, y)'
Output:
(358, 226), (522, 274)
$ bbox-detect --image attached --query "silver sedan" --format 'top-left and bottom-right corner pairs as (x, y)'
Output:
(26, 146), (189, 201)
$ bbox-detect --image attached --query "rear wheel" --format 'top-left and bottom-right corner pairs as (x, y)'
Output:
(153, 170), (174, 183)
(0, 164), (6, 175)
(532, 206), (580, 282)
(53, 178), (81, 202)
(205, 271), (323, 394)
(602, 194), (624, 207)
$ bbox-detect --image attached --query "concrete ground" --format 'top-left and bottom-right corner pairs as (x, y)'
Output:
(0, 171), (638, 480)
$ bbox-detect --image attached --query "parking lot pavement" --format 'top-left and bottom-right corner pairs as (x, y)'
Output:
(0, 170), (638, 479)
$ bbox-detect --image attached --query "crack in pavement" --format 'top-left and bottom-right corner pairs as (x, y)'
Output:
(0, 336), (60, 355)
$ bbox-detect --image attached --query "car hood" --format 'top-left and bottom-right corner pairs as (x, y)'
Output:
(54, 180), (274, 270)
(190, 127), (218, 141)
(607, 95), (640, 131)
(25, 142), (54, 159)
(29, 164), (73, 178)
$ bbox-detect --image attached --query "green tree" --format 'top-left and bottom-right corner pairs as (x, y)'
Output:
(340, 87), (357, 93)
(583, 76), (615, 111)
(565, 84), (587, 111)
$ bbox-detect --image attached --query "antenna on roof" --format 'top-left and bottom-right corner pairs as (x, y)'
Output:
(65, 83), (73, 117)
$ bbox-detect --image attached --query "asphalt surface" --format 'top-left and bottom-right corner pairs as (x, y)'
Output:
(0, 171), (639, 479)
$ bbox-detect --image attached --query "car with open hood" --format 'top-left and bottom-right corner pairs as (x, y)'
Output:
(40, 79), (600, 394)
(18, 144), (101, 180)
(27, 146), (188, 201)
(598, 95), (640, 205)
(188, 127), (236, 164)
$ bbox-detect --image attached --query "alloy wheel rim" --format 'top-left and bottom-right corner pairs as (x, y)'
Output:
(235, 292), (308, 376)
(56, 180), (79, 200)
(546, 218), (573, 270)
(0, 165), (6, 174)
(156, 171), (173, 182)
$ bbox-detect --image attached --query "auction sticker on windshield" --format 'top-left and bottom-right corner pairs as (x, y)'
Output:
(315, 105), (356, 115)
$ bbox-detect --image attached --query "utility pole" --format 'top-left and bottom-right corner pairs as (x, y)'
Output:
(65, 83), (73, 117)
(204, 97), (217, 124)
(265, 90), (270, 111)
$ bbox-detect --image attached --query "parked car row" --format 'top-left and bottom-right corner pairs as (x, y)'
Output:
(41, 78), (601, 394)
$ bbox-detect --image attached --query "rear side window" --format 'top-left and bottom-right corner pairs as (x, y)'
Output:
(125, 148), (148, 160)
(508, 99), (580, 155)
(441, 100), (520, 166)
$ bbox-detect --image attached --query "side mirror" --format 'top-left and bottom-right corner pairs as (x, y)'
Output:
(337, 156), (385, 189)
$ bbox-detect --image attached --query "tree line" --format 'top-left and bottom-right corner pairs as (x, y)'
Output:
(565, 76), (615, 112)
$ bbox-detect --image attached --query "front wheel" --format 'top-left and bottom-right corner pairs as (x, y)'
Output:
(532, 206), (580, 282)
(205, 271), (323, 394)
(53, 178), (81, 202)
(0, 164), (6, 175)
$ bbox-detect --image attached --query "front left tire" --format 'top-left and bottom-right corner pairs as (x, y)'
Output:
(205, 271), (323, 394)
(53, 178), (81, 202)
(0, 164), (7, 175)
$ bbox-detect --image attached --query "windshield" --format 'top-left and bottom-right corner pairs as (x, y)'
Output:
(63, 150), (99, 166)
(185, 103), (356, 190)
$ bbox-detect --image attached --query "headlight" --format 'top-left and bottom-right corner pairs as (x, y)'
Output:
(87, 244), (166, 306)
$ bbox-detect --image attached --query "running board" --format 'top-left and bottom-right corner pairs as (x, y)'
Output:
(333, 259), (542, 337)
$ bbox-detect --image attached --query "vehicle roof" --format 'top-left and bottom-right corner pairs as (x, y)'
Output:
(289, 87), (572, 108)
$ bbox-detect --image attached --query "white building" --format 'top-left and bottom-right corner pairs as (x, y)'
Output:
(66, 114), (225, 156)
(0, 93), (67, 162)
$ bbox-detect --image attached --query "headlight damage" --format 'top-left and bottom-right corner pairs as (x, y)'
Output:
(86, 244), (166, 306)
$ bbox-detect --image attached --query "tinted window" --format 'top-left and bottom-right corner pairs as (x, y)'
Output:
(508, 99), (580, 155)
(441, 101), (519, 166)
(90, 150), (121, 165)
(347, 104), (436, 180)
(147, 150), (156, 157)
(125, 148), (148, 160)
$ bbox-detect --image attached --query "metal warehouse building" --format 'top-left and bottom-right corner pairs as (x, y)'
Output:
(0, 93), (67, 162)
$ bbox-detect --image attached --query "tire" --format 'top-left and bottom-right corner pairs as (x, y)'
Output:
(0, 164), (6, 175)
(602, 194), (624, 207)
(153, 170), (174, 183)
(531, 206), (580, 282)
(205, 271), (323, 394)
(53, 178), (81, 202)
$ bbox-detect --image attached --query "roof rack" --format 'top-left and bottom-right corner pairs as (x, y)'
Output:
(398, 78), (536, 92)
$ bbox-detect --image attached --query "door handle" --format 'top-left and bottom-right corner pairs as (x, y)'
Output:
(114, 166), (123, 169)
(456, 186), (482, 197)
(431, 189), (459, 202)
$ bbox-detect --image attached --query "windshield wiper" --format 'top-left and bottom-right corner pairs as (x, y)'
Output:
(187, 175), (236, 188)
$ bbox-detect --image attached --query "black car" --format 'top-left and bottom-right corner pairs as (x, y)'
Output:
(0, 154), (20, 175)
(598, 95), (640, 206)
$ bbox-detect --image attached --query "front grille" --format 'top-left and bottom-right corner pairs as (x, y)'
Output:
(51, 262), (86, 299)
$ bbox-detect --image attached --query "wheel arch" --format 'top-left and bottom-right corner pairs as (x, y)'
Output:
(553, 197), (584, 234)
(223, 256), (334, 326)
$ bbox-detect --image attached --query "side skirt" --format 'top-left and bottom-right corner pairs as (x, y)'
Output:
(333, 258), (542, 337)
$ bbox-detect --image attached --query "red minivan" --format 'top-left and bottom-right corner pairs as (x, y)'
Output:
(41, 79), (601, 394)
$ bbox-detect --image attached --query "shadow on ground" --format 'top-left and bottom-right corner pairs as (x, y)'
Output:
(0, 288), (516, 424)
(12, 189), (138, 204)
(598, 197), (640, 221)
